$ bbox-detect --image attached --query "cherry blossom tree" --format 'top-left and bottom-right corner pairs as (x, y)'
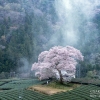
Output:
(31, 46), (83, 84)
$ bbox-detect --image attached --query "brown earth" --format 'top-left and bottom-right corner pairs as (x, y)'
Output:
(28, 85), (73, 95)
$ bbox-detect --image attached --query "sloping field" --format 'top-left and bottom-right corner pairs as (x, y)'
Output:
(0, 78), (46, 89)
(0, 79), (100, 100)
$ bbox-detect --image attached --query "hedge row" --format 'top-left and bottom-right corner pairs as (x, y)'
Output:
(71, 78), (100, 86)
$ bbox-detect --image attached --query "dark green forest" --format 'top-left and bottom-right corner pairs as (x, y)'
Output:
(0, 0), (100, 78)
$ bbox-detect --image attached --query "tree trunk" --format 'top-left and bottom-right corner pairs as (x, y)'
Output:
(57, 70), (63, 84)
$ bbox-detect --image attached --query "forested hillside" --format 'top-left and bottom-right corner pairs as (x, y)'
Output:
(0, 0), (100, 78)
(0, 0), (56, 73)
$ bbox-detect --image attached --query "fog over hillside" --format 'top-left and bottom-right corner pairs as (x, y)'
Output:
(0, 0), (100, 78)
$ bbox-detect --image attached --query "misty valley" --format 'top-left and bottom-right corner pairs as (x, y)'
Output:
(0, 0), (100, 100)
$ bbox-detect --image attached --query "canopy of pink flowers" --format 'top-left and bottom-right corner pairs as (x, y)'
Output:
(31, 46), (83, 80)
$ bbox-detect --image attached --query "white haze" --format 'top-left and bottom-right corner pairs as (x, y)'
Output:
(54, 0), (100, 46)
(17, 58), (30, 73)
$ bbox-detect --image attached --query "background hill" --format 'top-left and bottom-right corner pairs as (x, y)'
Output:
(0, 0), (100, 78)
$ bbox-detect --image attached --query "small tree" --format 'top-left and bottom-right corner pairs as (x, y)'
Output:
(31, 46), (83, 84)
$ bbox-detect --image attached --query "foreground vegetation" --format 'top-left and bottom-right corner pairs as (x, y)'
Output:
(0, 78), (100, 100)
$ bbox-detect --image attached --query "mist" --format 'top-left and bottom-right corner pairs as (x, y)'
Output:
(52, 0), (100, 47)
(1, 0), (100, 75)
(16, 58), (31, 78)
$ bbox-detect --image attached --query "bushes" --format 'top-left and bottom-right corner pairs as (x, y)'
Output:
(0, 72), (10, 79)
(0, 78), (100, 100)
(71, 78), (100, 85)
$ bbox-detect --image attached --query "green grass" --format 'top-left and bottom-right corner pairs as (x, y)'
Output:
(0, 82), (5, 86)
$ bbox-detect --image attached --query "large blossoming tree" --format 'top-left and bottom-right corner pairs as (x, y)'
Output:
(31, 46), (83, 84)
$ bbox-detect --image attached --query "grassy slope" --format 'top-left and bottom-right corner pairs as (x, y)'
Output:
(0, 78), (100, 100)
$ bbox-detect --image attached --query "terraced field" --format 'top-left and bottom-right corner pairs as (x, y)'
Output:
(0, 79), (100, 100)
(0, 79), (42, 89)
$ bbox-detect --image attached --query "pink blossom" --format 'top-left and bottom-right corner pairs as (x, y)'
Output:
(31, 46), (83, 82)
